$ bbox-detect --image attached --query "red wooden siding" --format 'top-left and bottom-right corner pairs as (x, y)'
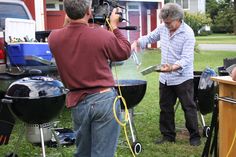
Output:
(128, 11), (140, 43)
(141, 5), (147, 36)
(46, 11), (65, 30)
(150, 9), (157, 48)
(23, 0), (35, 20)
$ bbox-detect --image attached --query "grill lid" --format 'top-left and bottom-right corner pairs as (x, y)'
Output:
(5, 76), (66, 99)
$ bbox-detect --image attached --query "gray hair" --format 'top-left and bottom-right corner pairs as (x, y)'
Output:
(64, 0), (91, 20)
(159, 3), (184, 21)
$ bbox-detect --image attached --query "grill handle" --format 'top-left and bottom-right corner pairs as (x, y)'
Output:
(218, 96), (236, 104)
(1, 98), (13, 104)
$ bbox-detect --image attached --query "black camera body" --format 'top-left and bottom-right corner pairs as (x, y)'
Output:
(90, 0), (122, 24)
(90, 0), (137, 30)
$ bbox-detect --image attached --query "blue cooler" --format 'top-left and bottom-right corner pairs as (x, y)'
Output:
(7, 43), (52, 66)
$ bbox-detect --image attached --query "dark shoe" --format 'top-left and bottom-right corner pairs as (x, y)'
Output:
(190, 138), (201, 146)
(155, 137), (175, 144)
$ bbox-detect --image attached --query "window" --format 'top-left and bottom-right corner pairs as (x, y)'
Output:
(0, 3), (29, 19)
(59, 4), (64, 10)
(46, 3), (64, 11)
(173, 0), (189, 10)
(46, 4), (56, 9)
(128, 5), (139, 10)
(128, 3), (140, 11)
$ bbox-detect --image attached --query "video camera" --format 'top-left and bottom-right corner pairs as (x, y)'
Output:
(90, 0), (123, 24)
(90, 0), (137, 30)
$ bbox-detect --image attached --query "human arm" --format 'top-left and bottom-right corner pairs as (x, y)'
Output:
(109, 7), (122, 30)
(160, 63), (181, 72)
(107, 29), (131, 61)
(131, 26), (162, 52)
(228, 65), (236, 81)
(232, 67), (236, 81)
(169, 28), (195, 73)
(103, 8), (131, 61)
(131, 40), (142, 53)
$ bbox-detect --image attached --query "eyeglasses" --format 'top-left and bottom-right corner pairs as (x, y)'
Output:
(163, 19), (177, 26)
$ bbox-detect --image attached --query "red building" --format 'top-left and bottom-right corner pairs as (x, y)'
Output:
(23, 0), (164, 48)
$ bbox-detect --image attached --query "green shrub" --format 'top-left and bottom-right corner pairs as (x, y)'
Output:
(211, 10), (234, 33)
(211, 25), (233, 33)
(184, 12), (212, 36)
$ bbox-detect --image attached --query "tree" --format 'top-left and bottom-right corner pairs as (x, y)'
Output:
(206, 0), (236, 34)
(206, 0), (219, 21)
(184, 12), (212, 35)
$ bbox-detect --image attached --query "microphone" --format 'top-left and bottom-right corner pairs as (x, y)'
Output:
(118, 26), (137, 30)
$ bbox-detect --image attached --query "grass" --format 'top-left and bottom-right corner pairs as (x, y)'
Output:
(196, 33), (236, 44)
(1, 49), (236, 157)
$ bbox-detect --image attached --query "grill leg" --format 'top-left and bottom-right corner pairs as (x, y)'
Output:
(198, 111), (206, 127)
(39, 126), (46, 157)
(128, 109), (137, 143)
(127, 109), (142, 155)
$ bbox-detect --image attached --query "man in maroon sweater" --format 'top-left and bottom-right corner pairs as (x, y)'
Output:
(48, 0), (131, 156)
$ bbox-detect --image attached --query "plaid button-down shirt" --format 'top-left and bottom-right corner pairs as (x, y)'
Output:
(139, 21), (195, 85)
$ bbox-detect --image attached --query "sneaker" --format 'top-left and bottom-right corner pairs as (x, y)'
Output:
(190, 138), (201, 146)
(155, 137), (175, 144)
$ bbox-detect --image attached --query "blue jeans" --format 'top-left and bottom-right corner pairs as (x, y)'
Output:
(71, 88), (121, 157)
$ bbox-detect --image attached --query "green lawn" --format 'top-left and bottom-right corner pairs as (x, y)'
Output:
(196, 33), (236, 44)
(1, 49), (235, 157)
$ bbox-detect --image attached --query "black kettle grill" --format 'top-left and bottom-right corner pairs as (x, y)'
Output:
(115, 79), (147, 155)
(115, 79), (147, 109)
(1, 76), (66, 157)
(2, 76), (66, 124)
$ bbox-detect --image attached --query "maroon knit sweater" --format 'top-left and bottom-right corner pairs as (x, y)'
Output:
(48, 22), (131, 108)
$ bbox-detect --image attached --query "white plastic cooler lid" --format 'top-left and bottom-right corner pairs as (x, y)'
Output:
(5, 18), (35, 43)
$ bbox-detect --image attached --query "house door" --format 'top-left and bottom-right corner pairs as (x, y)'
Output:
(127, 3), (141, 43)
(46, 11), (65, 30)
(128, 11), (140, 43)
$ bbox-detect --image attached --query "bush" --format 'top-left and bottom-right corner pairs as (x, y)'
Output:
(211, 9), (234, 33)
(211, 25), (233, 33)
(184, 12), (212, 36)
(206, 0), (236, 34)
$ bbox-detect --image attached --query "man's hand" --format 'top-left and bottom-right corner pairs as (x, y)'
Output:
(161, 64), (172, 72)
(109, 7), (122, 30)
(161, 64), (181, 72)
(131, 40), (142, 53)
(231, 67), (236, 81)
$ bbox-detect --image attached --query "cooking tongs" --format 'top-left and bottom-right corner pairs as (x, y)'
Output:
(140, 64), (162, 75)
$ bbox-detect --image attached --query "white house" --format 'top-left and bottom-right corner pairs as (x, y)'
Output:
(168, 0), (206, 13)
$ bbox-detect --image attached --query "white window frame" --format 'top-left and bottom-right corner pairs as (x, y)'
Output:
(46, 1), (63, 11)
(174, 0), (190, 10)
(127, 2), (140, 11)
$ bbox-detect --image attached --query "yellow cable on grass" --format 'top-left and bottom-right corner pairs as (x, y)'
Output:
(113, 91), (136, 157)
(106, 17), (136, 157)
(112, 64), (136, 157)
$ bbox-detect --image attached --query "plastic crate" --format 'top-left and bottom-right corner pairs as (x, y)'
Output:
(6, 43), (52, 66)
